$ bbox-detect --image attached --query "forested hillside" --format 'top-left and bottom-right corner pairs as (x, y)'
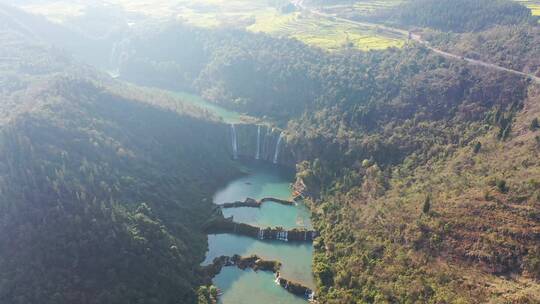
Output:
(114, 16), (540, 301)
(0, 3), (117, 68)
(391, 0), (536, 32)
(0, 24), (238, 304)
(301, 86), (540, 303)
(425, 25), (540, 77)
(1, 0), (539, 303)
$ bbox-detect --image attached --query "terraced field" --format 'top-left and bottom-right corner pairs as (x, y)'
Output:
(353, 0), (403, 14)
(319, 0), (402, 17)
(15, 0), (405, 51)
(248, 12), (404, 50)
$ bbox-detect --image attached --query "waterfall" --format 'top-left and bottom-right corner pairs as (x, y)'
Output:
(263, 127), (271, 160)
(276, 230), (288, 241)
(273, 132), (284, 164)
(258, 229), (264, 240)
(255, 125), (261, 160)
(231, 124), (238, 159)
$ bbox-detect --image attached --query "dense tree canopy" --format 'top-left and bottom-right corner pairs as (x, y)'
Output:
(0, 26), (239, 304)
(392, 0), (536, 33)
(1, 1), (540, 303)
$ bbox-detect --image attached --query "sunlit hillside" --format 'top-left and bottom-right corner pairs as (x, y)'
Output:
(1, 0), (539, 303)
(15, 0), (405, 51)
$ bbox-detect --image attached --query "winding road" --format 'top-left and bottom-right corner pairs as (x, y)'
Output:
(292, 0), (540, 84)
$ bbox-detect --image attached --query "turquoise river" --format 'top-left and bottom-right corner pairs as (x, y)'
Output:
(165, 90), (314, 303)
(204, 162), (314, 304)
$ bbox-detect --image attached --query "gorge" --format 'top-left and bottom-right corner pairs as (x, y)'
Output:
(195, 99), (315, 303)
(2, 1), (540, 303)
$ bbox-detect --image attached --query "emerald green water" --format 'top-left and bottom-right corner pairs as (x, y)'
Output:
(205, 161), (314, 303)
(174, 91), (244, 124)
(215, 268), (308, 304)
(214, 162), (312, 230)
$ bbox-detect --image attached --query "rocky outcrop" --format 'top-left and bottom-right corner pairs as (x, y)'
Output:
(276, 273), (315, 300)
(221, 197), (260, 208)
(293, 176), (321, 201)
(203, 254), (281, 279)
(221, 197), (294, 208)
(260, 197), (295, 205)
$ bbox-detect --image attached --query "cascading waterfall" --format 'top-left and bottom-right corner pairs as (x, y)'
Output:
(276, 230), (288, 242)
(273, 132), (284, 164)
(264, 127), (271, 160)
(255, 125), (261, 160)
(230, 124), (238, 159)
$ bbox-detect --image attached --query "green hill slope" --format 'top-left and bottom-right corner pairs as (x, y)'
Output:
(0, 23), (238, 304)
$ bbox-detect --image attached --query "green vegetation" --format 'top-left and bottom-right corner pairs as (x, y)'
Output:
(117, 11), (540, 302)
(2, 0), (540, 303)
(426, 25), (540, 75)
(11, 0), (403, 52)
(0, 23), (239, 304)
(422, 195), (431, 214)
(248, 11), (404, 51)
(392, 0), (536, 32)
(532, 117), (540, 130)
(198, 285), (219, 304)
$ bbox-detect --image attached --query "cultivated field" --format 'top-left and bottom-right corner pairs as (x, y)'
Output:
(248, 11), (404, 50)
(15, 0), (405, 51)
(516, 0), (540, 15)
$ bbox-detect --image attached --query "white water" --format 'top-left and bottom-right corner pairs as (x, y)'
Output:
(231, 124), (238, 159)
(276, 231), (288, 242)
(255, 125), (261, 160)
(273, 132), (284, 164)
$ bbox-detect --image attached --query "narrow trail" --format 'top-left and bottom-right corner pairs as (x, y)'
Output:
(292, 0), (540, 84)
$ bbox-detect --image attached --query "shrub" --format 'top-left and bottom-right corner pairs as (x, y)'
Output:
(530, 118), (539, 131)
(473, 142), (482, 154)
(423, 195), (431, 214)
(496, 179), (509, 193)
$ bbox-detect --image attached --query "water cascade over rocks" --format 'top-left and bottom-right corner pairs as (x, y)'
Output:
(205, 161), (315, 302)
(273, 132), (284, 164)
(230, 124), (238, 159)
(225, 124), (290, 165)
(255, 125), (261, 160)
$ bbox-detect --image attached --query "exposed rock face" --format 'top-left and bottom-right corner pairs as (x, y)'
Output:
(293, 177), (320, 201)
